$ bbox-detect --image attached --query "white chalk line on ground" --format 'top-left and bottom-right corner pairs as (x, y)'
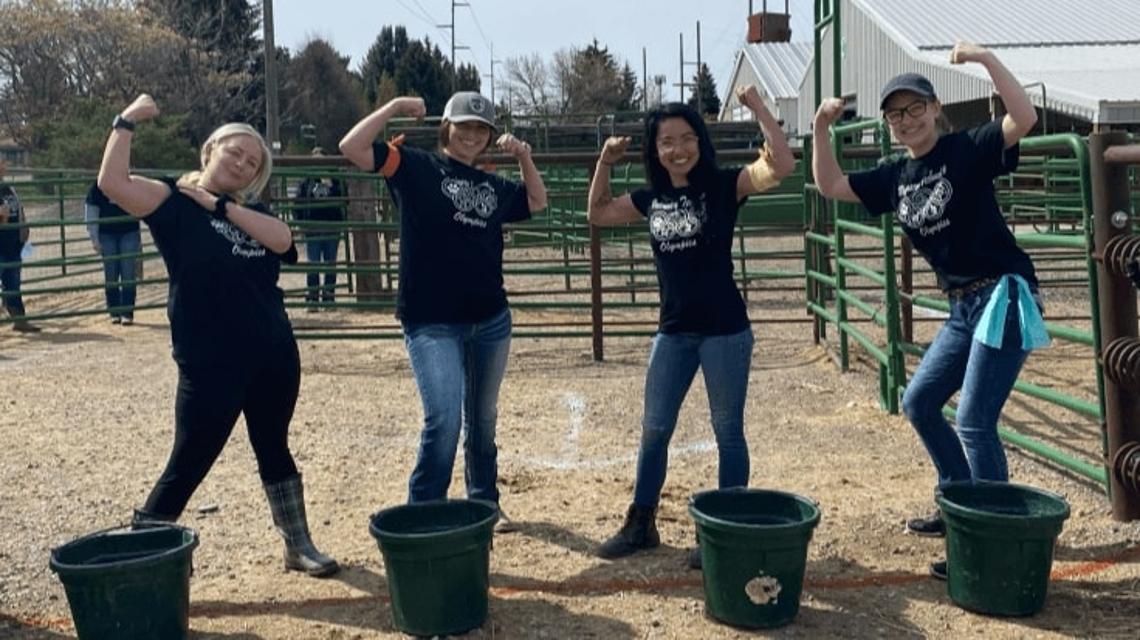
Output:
(504, 390), (717, 470)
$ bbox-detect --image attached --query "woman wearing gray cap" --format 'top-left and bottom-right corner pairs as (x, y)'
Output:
(812, 42), (1046, 580)
(340, 93), (547, 521)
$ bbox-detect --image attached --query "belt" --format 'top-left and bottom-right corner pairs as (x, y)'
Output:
(946, 277), (1000, 300)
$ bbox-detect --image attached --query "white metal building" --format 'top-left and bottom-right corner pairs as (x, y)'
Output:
(719, 42), (813, 136)
(723, 0), (1140, 135)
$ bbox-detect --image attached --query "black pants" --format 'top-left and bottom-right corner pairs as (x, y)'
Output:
(143, 340), (302, 517)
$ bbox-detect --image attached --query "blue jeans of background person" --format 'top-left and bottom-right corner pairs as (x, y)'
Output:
(304, 234), (339, 303)
(99, 230), (141, 320)
(902, 282), (1030, 489)
(402, 308), (512, 504)
(633, 327), (755, 508)
(0, 250), (24, 316)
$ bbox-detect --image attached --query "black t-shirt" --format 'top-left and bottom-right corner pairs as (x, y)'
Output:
(630, 167), (750, 335)
(86, 184), (141, 236)
(373, 142), (531, 323)
(848, 121), (1036, 291)
(0, 183), (22, 256)
(295, 177), (346, 226)
(144, 178), (298, 365)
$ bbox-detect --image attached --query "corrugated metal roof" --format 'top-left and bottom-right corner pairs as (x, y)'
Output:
(741, 41), (813, 100)
(923, 44), (1140, 103)
(854, 0), (1140, 49)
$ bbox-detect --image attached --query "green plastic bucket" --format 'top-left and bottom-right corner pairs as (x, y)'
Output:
(49, 524), (199, 639)
(689, 489), (821, 629)
(938, 482), (1070, 616)
(369, 499), (498, 637)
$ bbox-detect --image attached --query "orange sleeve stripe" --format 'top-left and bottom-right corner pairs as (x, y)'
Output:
(378, 142), (401, 178)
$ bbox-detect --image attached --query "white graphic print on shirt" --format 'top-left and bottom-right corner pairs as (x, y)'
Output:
(309, 180), (332, 198)
(441, 177), (498, 228)
(210, 218), (266, 258)
(649, 194), (706, 253)
(897, 165), (953, 237)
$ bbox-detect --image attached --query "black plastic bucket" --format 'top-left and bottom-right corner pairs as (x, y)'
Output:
(49, 524), (198, 639)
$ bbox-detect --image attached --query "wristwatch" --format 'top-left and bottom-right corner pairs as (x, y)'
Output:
(111, 114), (136, 131)
(212, 194), (233, 221)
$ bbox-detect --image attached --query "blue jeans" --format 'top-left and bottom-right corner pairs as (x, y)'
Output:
(0, 250), (23, 315)
(902, 282), (1031, 489)
(633, 327), (755, 508)
(304, 235), (339, 303)
(99, 231), (141, 319)
(402, 308), (512, 503)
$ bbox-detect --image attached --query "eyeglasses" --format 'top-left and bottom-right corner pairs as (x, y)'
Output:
(657, 134), (699, 153)
(883, 99), (928, 124)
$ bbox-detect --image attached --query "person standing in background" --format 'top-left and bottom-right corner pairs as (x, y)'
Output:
(0, 160), (40, 332)
(86, 183), (143, 325)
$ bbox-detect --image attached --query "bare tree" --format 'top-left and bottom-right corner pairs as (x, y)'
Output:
(505, 53), (552, 116)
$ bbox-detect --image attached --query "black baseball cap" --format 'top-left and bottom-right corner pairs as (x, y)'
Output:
(879, 73), (937, 110)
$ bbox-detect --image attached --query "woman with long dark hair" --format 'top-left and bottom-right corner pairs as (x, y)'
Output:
(587, 87), (794, 565)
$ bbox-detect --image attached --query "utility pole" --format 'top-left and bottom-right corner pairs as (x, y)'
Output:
(642, 47), (648, 112)
(262, 0), (280, 154)
(674, 26), (700, 106)
(696, 21), (702, 115)
(678, 32), (685, 102)
(438, 0), (471, 91)
(484, 42), (501, 105)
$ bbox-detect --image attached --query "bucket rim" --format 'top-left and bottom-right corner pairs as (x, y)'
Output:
(937, 481), (1071, 523)
(688, 487), (821, 530)
(49, 523), (199, 575)
(369, 498), (499, 542)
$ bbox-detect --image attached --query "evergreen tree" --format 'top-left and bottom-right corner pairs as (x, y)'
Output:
(688, 63), (721, 117)
(361, 26), (410, 107)
(285, 39), (365, 152)
(618, 62), (640, 112)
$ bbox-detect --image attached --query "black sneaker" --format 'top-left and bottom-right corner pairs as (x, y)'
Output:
(930, 560), (948, 581)
(905, 510), (945, 538)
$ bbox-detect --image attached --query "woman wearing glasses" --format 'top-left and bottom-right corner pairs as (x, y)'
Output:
(588, 88), (794, 566)
(812, 42), (1046, 580)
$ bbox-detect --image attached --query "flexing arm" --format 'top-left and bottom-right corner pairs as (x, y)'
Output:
(951, 41), (1037, 148)
(811, 98), (861, 203)
(735, 86), (796, 198)
(96, 94), (172, 217)
(587, 136), (641, 227)
(338, 97), (427, 171)
(497, 133), (548, 212)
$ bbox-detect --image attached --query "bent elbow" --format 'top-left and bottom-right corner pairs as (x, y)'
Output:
(774, 158), (797, 181)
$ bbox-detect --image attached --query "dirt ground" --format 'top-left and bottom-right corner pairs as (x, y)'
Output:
(2, 225), (1140, 638)
(1, 299), (1138, 639)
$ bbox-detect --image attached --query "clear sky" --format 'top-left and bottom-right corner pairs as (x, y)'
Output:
(271, 0), (814, 106)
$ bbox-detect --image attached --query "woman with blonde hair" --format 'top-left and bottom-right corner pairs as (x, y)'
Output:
(98, 94), (337, 577)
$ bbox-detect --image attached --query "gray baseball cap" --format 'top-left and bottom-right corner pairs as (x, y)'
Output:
(442, 92), (497, 131)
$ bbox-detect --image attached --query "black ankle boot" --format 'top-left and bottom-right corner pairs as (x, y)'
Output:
(596, 503), (660, 559)
(131, 508), (176, 530)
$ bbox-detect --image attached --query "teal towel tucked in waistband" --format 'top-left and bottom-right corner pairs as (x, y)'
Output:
(973, 274), (1051, 351)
